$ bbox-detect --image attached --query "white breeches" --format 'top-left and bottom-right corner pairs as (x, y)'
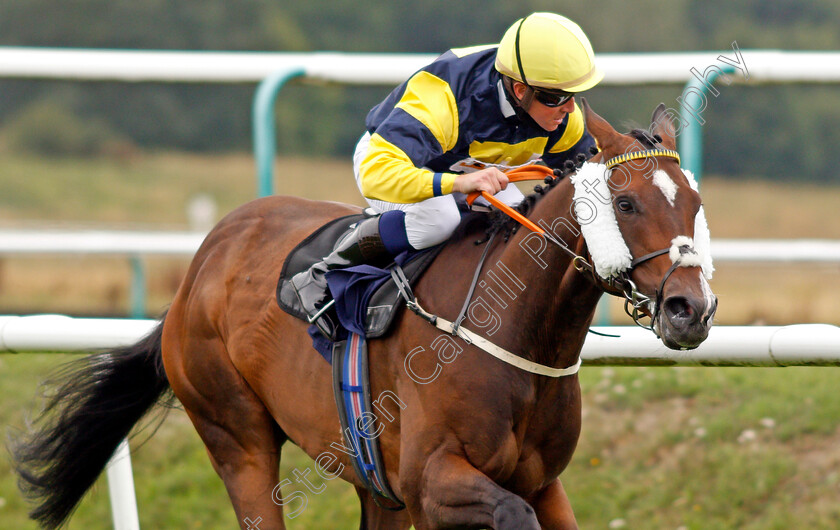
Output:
(353, 132), (524, 250)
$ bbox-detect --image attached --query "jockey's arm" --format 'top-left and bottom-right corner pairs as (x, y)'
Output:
(357, 133), (456, 203)
(358, 137), (509, 203)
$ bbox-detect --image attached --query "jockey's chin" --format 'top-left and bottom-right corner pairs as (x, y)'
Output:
(526, 97), (575, 132)
(529, 105), (568, 132)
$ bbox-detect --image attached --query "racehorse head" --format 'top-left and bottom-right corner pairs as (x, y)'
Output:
(578, 100), (717, 349)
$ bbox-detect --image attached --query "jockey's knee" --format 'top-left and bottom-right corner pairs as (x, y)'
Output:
(404, 196), (462, 250)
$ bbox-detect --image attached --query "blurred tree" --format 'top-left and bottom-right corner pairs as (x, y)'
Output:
(2, 99), (126, 156)
(0, 0), (838, 181)
(0, 0), (305, 152)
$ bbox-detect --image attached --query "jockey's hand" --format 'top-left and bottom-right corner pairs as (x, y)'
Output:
(452, 168), (509, 196)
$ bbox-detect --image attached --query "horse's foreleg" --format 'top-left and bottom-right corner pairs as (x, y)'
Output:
(355, 486), (413, 530)
(164, 331), (288, 529)
(529, 478), (578, 530)
(403, 450), (540, 530)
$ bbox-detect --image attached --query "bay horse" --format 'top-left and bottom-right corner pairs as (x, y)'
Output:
(12, 101), (716, 529)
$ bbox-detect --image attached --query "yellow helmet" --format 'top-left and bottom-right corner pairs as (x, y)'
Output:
(495, 12), (603, 92)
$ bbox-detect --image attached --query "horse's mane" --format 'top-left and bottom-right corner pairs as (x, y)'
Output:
(450, 129), (663, 245)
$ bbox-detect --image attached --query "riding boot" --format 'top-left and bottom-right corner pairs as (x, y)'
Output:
(288, 216), (391, 336)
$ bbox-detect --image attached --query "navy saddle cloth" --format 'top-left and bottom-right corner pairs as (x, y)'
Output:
(276, 213), (442, 340)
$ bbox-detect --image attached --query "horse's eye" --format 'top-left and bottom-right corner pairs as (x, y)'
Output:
(616, 198), (635, 213)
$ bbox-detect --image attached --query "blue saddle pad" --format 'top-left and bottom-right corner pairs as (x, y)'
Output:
(310, 249), (435, 362)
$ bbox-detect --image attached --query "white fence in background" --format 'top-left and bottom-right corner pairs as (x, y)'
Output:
(2, 314), (839, 366)
(1, 229), (839, 262)
(0, 230), (207, 256)
(3, 48), (840, 85)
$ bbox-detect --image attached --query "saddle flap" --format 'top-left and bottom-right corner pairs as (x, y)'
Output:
(276, 213), (366, 322)
(364, 249), (442, 337)
(276, 213), (443, 339)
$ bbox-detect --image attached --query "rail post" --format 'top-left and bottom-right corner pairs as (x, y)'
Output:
(677, 64), (737, 181)
(252, 67), (307, 197)
(106, 439), (141, 530)
(130, 256), (146, 319)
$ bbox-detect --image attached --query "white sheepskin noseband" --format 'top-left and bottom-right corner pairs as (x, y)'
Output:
(571, 163), (632, 278)
(682, 169), (714, 280)
(570, 163), (714, 280)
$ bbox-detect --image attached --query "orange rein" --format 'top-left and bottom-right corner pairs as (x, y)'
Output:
(465, 164), (555, 234)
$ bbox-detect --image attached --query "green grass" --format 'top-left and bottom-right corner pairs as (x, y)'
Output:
(3, 356), (840, 529)
(568, 366), (840, 529)
(0, 354), (359, 530)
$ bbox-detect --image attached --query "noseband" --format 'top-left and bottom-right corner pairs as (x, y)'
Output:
(569, 236), (685, 336)
(610, 243), (696, 335)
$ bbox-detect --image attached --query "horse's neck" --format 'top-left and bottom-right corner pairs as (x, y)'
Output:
(496, 181), (603, 368)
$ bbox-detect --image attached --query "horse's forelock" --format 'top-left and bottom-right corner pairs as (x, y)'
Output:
(627, 128), (661, 149)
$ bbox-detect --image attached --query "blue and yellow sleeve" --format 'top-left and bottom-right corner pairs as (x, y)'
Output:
(359, 71), (461, 203)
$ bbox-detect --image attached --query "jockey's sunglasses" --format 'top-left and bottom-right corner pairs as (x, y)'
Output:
(532, 88), (575, 107)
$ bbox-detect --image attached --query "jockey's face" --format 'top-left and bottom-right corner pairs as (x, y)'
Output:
(512, 81), (577, 132)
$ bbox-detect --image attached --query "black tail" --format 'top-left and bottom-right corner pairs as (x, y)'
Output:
(10, 316), (174, 529)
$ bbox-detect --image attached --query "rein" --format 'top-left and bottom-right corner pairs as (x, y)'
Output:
(465, 163), (660, 322)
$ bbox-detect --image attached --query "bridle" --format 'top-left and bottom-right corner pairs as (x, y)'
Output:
(575, 148), (689, 335)
(608, 244), (695, 336)
(399, 150), (700, 377)
(542, 217), (675, 336)
(466, 149), (691, 336)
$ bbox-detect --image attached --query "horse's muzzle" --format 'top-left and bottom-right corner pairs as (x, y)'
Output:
(657, 293), (718, 350)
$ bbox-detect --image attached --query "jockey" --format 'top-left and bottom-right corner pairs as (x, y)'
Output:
(288, 12), (603, 325)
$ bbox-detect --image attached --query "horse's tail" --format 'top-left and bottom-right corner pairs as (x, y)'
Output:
(10, 314), (174, 530)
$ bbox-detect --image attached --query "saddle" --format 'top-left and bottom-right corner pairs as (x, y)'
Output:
(277, 212), (436, 510)
(276, 212), (442, 340)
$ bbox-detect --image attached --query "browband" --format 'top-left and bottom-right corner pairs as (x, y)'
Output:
(604, 148), (681, 170)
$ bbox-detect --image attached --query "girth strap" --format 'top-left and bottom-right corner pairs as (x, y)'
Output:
(331, 335), (405, 510)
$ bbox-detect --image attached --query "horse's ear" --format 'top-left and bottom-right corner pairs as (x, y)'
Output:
(581, 98), (622, 153)
(650, 103), (677, 150)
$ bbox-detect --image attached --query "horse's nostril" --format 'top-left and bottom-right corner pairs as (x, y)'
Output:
(663, 296), (694, 322)
(702, 296), (719, 325)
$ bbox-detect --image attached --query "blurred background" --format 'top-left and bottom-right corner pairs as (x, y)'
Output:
(0, 0), (838, 321)
(1, 0), (839, 179)
(1, 1), (839, 529)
